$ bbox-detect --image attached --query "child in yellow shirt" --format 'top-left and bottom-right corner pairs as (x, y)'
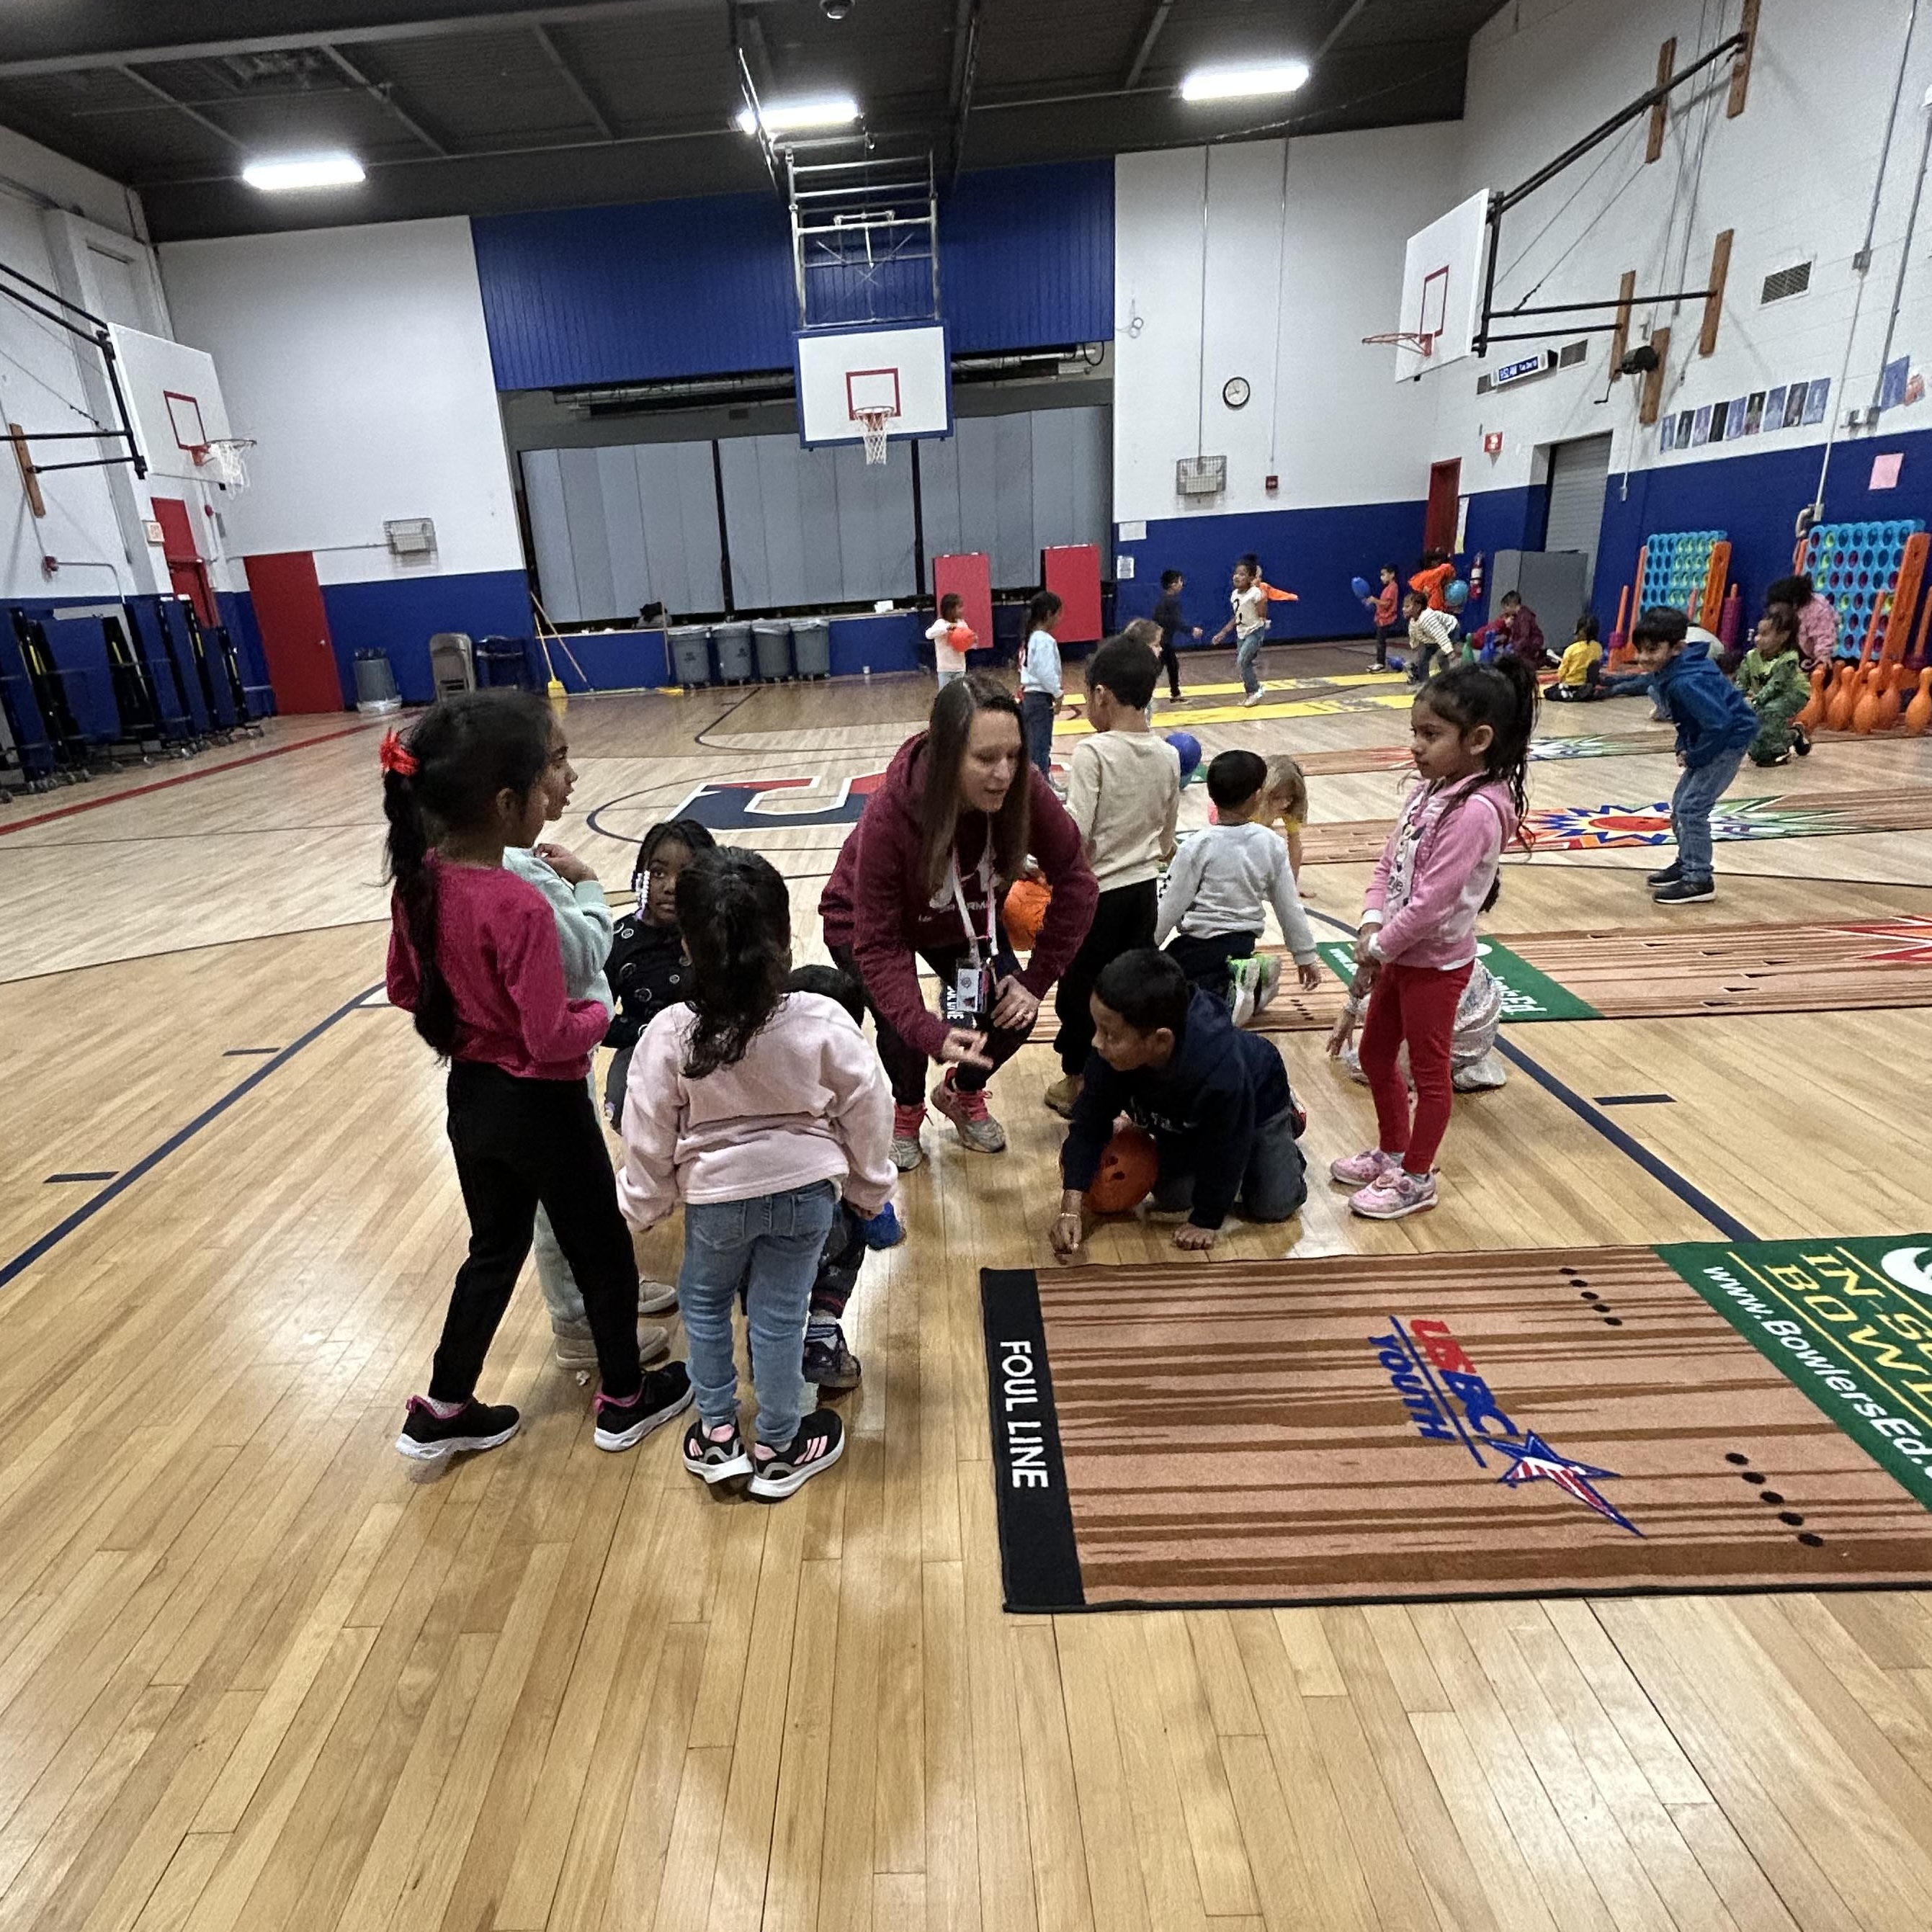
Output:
(1548, 615), (1604, 702)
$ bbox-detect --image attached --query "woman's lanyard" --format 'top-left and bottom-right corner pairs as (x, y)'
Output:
(948, 840), (998, 971)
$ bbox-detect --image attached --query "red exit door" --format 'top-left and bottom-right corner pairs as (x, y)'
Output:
(1424, 459), (1462, 555)
(243, 551), (343, 714)
(150, 496), (217, 627)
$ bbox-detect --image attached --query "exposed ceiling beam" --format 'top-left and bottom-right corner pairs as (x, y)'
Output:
(319, 43), (450, 155)
(530, 22), (613, 138)
(947, 0), (982, 182)
(1317, 0), (1372, 59)
(116, 64), (246, 151)
(1122, 0), (1173, 90)
(0, 1), (704, 80)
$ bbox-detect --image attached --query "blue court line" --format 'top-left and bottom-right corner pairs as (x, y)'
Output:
(0, 982), (383, 1296)
(1302, 905), (1758, 1243)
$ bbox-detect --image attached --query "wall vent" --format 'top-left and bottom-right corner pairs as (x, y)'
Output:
(1557, 338), (1589, 367)
(1476, 372), (1493, 394)
(1761, 260), (1812, 303)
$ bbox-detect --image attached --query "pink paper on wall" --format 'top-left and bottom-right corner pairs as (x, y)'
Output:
(1870, 451), (1903, 490)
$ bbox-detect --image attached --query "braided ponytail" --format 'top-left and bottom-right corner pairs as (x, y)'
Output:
(675, 846), (792, 1078)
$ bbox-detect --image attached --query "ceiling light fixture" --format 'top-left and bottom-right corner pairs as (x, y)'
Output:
(735, 94), (859, 136)
(241, 153), (366, 190)
(1179, 61), (1310, 102)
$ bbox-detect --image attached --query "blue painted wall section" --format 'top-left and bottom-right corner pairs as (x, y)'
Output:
(319, 569), (534, 706)
(471, 159), (1115, 390)
(1112, 499), (1429, 644)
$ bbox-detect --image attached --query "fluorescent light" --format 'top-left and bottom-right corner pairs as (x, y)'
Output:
(1179, 61), (1310, 102)
(242, 153), (366, 191)
(735, 95), (859, 136)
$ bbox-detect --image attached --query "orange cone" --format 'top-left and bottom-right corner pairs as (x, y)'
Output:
(1905, 666), (1932, 735)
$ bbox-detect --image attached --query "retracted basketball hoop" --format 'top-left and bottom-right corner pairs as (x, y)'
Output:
(188, 435), (255, 492)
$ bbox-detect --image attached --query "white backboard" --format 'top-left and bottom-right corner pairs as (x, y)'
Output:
(1394, 189), (1492, 383)
(106, 322), (234, 483)
(795, 323), (950, 447)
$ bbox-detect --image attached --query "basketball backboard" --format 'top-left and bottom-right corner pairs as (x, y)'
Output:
(795, 321), (950, 448)
(1390, 189), (1493, 383)
(107, 323), (236, 483)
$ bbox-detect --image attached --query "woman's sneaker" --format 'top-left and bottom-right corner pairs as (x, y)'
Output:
(683, 1416), (753, 1491)
(592, 1361), (694, 1451)
(638, 1278), (680, 1315)
(932, 1070), (1007, 1153)
(1349, 1167), (1438, 1220)
(395, 1396), (519, 1462)
(749, 1411), (846, 1501)
(552, 1318), (671, 1372)
(890, 1103), (926, 1171)
(1329, 1147), (1397, 1188)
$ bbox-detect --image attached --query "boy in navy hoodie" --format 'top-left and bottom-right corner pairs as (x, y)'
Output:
(1631, 605), (1758, 905)
(1050, 949), (1306, 1258)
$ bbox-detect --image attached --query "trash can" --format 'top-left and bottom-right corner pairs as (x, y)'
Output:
(713, 621), (755, 683)
(792, 617), (831, 679)
(353, 648), (401, 715)
(753, 619), (793, 681)
(428, 632), (474, 697)
(668, 625), (712, 688)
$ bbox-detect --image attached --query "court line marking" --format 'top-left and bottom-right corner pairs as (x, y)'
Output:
(0, 722), (379, 838)
(0, 981), (382, 1295)
(1302, 905), (1758, 1241)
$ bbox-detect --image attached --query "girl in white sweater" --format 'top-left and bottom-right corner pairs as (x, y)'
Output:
(619, 847), (893, 1501)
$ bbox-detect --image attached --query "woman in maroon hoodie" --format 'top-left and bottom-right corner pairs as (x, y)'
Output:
(821, 675), (1098, 1170)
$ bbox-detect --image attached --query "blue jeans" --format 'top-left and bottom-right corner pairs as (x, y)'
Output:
(1235, 625), (1269, 694)
(679, 1180), (837, 1445)
(1021, 689), (1056, 776)
(1671, 746), (1745, 881)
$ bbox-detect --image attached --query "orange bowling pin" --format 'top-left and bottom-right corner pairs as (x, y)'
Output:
(1905, 666), (1932, 735)
(1826, 661), (1861, 732)
(1795, 663), (1827, 732)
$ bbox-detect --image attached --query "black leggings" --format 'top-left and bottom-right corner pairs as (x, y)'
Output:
(433, 1061), (643, 1403)
(1164, 928), (1258, 1003)
(829, 941), (1037, 1106)
(1054, 879), (1158, 1073)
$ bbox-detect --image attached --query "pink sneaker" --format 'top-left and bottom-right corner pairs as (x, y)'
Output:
(1329, 1147), (1397, 1188)
(1349, 1167), (1438, 1220)
(931, 1071), (1007, 1153)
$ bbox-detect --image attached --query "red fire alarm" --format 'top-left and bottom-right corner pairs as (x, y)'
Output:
(1264, 473), (1279, 493)
(1482, 431), (1504, 457)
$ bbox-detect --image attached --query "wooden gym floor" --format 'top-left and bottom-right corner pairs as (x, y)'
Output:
(2, 641), (1931, 1932)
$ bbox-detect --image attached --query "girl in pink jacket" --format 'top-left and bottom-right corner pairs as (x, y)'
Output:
(1327, 656), (1537, 1220)
(620, 847), (893, 1503)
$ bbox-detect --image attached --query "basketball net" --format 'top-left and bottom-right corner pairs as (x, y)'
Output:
(192, 437), (254, 492)
(1361, 330), (1435, 357)
(857, 407), (893, 466)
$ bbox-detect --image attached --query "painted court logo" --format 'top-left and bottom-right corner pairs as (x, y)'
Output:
(671, 769), (887, 831)
(1369, 1315), (1640, 1536)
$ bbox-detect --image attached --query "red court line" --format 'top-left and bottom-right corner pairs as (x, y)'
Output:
(0, 720), (380, 837)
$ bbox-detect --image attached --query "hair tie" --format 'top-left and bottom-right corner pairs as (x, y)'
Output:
(378, 729), (419, 778)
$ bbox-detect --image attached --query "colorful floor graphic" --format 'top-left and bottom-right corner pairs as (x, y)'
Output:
(982, 1239), (1932, 1610)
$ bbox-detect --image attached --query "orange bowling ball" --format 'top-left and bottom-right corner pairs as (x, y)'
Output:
(1003, 877), (1051, 951)
(1083, 1123), (1160, 1215)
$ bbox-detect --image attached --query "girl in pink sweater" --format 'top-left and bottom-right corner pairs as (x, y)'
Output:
(620, 847), (893, 1502)
(1327, 656), (1536, 1220)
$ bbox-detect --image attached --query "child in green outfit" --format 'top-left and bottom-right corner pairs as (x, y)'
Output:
(1734, 603), (1811, 766)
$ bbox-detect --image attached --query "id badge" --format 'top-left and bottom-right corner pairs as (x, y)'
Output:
(944, 964), (989, 1025)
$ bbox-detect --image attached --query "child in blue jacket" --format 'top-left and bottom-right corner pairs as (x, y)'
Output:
(1629, 606), (1757, 904)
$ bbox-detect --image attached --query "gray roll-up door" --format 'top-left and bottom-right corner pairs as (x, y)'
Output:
(1542, 431), (1614, 598)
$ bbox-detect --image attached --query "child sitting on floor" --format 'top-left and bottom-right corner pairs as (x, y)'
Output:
(1548, 615), (1604, 702)
(1734, 602), (1812, 766)
(1050, 948), (1308, 1257)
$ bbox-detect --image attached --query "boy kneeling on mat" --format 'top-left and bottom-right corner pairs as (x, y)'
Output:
(1050, 949), (1306, 1261)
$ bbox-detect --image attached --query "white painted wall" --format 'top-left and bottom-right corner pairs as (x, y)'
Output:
(1429, 0), (1932, 494)
(158, 217), (522, 588)
(1113, 123), (1462, 523)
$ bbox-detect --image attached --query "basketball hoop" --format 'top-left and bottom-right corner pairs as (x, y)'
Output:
(1361, 331), (1436, 357)
(189, 436), (254, 492)
(855, 406), (893, 466)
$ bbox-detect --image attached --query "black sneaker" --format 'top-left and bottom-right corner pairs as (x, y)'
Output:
(682, 1415), (753, 1490)
(748, 1410), (845, 1501)
(1645, 858), (1683, 887)
(395, 1395), (519, 1462)
(593, 1361), (694, 1451)
(1793, 725), (1812, 756)
(1653, 877), (1715, 903)
(803, 1323), (863, 1392)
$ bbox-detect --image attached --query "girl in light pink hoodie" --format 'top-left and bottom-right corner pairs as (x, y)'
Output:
(620, 847), (893, 1502)
(1326, 656), (1537, 1220)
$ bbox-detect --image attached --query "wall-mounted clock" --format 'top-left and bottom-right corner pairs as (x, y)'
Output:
(1222, 376), (1251, 408)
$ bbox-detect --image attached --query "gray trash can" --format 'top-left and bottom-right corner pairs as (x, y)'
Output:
(713, 621), (755, 683)
(668, 625), (712, 687)
(352, 648), (401, 714)
(792, 617), (831, 679)
(753, 620), (792, 681)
